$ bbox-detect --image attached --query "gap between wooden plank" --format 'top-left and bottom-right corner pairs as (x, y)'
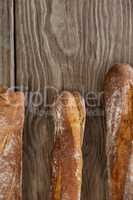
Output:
(0, 0), (15, 87)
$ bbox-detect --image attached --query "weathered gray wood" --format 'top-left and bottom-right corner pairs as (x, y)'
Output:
(15, 0), (133, 199)
(0, 0), (14, 87)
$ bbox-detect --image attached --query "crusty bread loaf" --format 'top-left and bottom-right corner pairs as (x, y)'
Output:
(0, 87), (24, 200)
(50, 91), (86, 200)
(104, 64), (133, 200)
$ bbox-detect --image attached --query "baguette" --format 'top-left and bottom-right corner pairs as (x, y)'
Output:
(0, 87), (24, 199)
(104, 64), (133, 200)
(50, 91), (86, 200)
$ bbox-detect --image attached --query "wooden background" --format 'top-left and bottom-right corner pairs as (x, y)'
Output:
(1, 0), (133, 199)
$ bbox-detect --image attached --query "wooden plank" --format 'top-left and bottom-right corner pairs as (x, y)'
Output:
(0, 0), (14, 87)
(15, 0), (133, 199)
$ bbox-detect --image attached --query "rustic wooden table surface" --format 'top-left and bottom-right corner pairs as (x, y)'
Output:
(0, 0), (133, 199)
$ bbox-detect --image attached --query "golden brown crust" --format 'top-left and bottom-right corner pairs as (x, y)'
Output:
(72, 91), (86, 146)
(124, 146), (133, 200)
(0, 88), (24, 200)
(50, 91), (86, 200)
(104, 64), (133, 200)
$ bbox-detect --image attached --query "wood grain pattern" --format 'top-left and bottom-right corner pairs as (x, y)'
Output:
(0, 0), (14, 87)
(14, 0), (133, 199)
